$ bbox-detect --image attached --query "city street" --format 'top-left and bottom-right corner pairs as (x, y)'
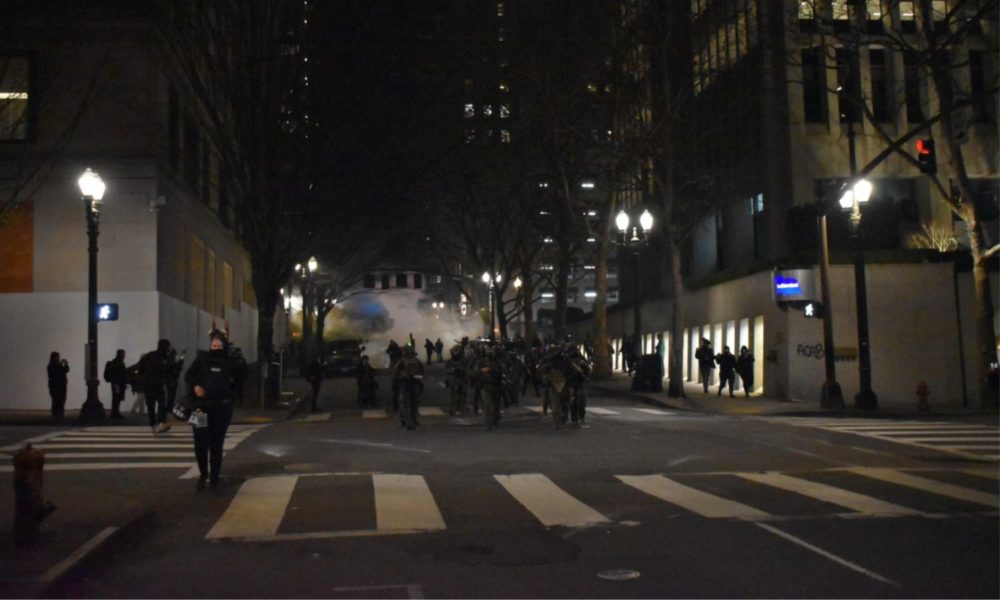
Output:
(2, 363), (996, 599)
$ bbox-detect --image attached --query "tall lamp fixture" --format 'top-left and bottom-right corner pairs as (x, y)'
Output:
(482, 270), (502, 339)
(78, 168), (107, 422)
(615, 208), (654, 356)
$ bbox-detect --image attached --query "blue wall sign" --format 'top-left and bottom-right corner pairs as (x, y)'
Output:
(774, 276), (801, 296)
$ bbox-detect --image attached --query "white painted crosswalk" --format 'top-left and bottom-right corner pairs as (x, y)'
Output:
(766, 418), (1000, 461)
(206, 467), (999, 542)
(0, 424), (267, 473)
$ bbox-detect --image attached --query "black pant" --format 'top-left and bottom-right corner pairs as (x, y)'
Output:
(146, 394), (167, 427)
(310, 381), (321, 411)
(718, 372), (735, 396)
(699, 367), (714, 392)
(49, 388), (66, 421)
(111, 384), (127, 416)
(193, 403), (232, 482)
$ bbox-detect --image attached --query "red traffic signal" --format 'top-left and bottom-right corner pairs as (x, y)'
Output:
(916, 138), (936, 174)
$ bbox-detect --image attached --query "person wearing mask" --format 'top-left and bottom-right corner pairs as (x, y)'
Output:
(736, 346), (756, 398)
(47, 352), (69, 422)
(103, 349), (129, 419)
(139, 339), (174, 433)
(184, 330), (242, 492)
(434, 338), (444, 363)
(694, 339), (715, 393)
(424, 338), (435, 364)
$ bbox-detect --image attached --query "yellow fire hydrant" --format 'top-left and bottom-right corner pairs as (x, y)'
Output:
(13, 443), (56, 546)
(916, 380), (930, 412)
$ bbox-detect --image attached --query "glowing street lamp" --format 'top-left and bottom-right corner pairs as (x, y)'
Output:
(79, 168), (107, 422)
(615, 207), (655, 359)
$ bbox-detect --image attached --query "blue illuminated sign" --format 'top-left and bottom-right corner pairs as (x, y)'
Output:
(774, 276), (801, 296)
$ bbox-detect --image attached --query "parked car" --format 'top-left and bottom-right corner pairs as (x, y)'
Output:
(325, 339), (364, 376)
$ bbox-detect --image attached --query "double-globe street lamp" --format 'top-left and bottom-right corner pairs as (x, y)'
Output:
(481, 271), (502, 339)
(615, 208), (654, 358)
(78, 168), (107, 422)
(294, 256), (318, 361)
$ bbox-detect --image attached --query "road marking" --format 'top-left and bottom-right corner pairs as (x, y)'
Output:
(40, 452), (192, 459)
(587, 407), (620, 416)
(847, 468), (999, 508)
(495, 474), (610, 527)
(333, 584), (425, 599)
(634, 408), (675, 415)
(526, 406), (544, 413)
(38, 527), (118, 583)
(964, 468), (1000, 480)
(873, 429), (997, 435)
(363, 410), (387, 419)
(418, 407), (445, 417)
(737, 472), (922, 516)
(755, 523), (899, 587)
(206, 475), (298, 539)
(0, 462), (193, 473)
(44, 437), (190, 443)
(304, 413), (330, 422)
(617, 474), (770, 519)
(900, 437), (998, 443)
(373, 474), (446, 531)
(0, 431), (65, 452)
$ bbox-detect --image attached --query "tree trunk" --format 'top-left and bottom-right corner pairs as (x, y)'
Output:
(315, 306), (330, 358)
(666, 228), (686, 398)
(963, 206), (999, 408)
(591, 199), (616, 380)
(301, 284), (314, 363)
(554, 243), (571, 340)
(520, 255), (536, 343)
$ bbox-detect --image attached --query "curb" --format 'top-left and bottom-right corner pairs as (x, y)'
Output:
(589, 383), (694, 413)
(33, 509), (156, 598)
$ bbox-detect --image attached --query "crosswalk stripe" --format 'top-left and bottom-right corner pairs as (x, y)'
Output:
(526, 406), (544, 413)
(41, 452), (192, 459)
(363, 410), (387, 419)
(587, 408), (620, 416)
(495, 474), (610, 527)
(634, 408), (674, 415)
(206, 475), (299, 539)
(964, 468), (1000, 480)
(373, 474), (446, 531)
(902, 437), (998, 444)
(873, 429), (997, 436)
(304, 413), (330, 422)
(0, 462), (193, 473)
(617, 474), (770, 519)
(847, 468), (999, 508)
(825, 423), (979, 430)
(45, 437), (189, 443)
(418, 407), (445, 417)
(33, 443), (190, 449)
(737, 472), (922, 516)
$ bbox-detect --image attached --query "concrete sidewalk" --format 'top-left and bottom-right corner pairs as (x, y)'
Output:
(590, 372), (995, 419)
(0, 383), (306, 598)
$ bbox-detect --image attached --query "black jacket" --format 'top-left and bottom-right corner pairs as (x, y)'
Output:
(104, 358), (129, 386)
(184, 349), (240, 407)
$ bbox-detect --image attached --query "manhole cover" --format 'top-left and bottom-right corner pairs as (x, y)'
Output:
(597, 569), (641, 581)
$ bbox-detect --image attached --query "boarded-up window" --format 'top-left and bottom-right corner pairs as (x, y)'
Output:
(244, 279), (256, 308)
(206, 249), (216, 314)
(223, 261), (235, 311)
(0, 202), (32, 292)
(190, 235), (205, 309)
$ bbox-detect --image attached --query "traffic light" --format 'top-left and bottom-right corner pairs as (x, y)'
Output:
(916, 138), (937, 174)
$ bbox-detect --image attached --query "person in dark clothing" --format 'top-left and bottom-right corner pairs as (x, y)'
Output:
(424, 338), (435, 364)
(165, 347), (184, 415)
(736, 345), (755, 397)
(103, 349), (129, 419)
(356, 355), (378, 407)
(184, 330), (242, 491)
(139, 339), (174, 433)
(715, 345), (737, 397)
(386, 340), (402, 369)
(304, 357), (324, 412)
(47, 352), (69, 422)
(694, 339), (715, 393)
(434, 338), (444, 363)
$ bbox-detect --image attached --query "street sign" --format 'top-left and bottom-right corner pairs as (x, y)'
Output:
(96, 303), (119, 321)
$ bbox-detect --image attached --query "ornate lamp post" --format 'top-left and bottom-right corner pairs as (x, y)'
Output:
(481, 270), (502, 339)
(615, 208), (654, 356)
(78, 168), (107, 423)
(840, 177), (878, 410)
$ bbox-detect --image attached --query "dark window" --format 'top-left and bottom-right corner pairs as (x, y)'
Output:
(836, 49), (860, 123)
(715, 212), (725, 271)
(396, 273), (408, 288)
(363, 274), (375, 288)
(381, 274), (390, 289)
(969, 51), (993, 124)
(869, 49), (891, 123)
(183, 113), (201, 190)
(801, 49), (825, 123)
(904, 52), (925, 123)
(751, 193), (765, 260)
(413, 273), (423, 289)
(168, 87), (180, 170)
(0, 56), (31, 141)
(218, 172), (229, 228)
(201, 144), (210, 203)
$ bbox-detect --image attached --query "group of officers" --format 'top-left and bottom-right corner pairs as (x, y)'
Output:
(381, 337), (593, 430)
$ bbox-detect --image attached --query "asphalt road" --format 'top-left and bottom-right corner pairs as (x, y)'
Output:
(12, 363), (999, 598)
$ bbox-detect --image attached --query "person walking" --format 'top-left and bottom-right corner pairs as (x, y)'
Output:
(139, 339), (174, 433)
(184, 330), (242, 492)
(424, 338), (435, 364)
(715, 345), (737, 397)
(103, 349), (129, 419)
(304, 356), (324, 412)
(165, 347), (184, 415)
(736, 345), (755, 397)
(694, 338), (715, 393)
(434, 338), (444, 363)
(46, 352), (69, 422)
(655, 333), (666, 380)
(386, 340), (402, 369)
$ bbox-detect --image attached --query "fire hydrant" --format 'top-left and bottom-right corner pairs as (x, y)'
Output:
(13, 443), (56, 546)
(916, 380), (930, 412)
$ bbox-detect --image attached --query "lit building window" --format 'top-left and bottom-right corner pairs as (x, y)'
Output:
(584, 290), (597, 299)
(464, 103), (475, 118)
(899, 1), (915, 19)
(541, 264), (554, 271)
(0, 56), (29, 140)
(587, 82), (598, 92)
(465, 129), (476, 143)
(500, 129), (511, 143)
(798, 1), (814, 19)
(584, 265), (596, 270)
(482, 104), (493, 117)
(866, 0), (882, 19)
(499, 104), (510, 118)
(832, 0), (849, 20)
(497, 2), (505, 17)
(542, 236), (554, 244)
(499, 81), (509, 92)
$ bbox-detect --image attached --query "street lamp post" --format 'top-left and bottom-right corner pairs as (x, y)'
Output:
(78, 168), (107, 423)
(513, 276), (523, 338)
(481, 271), (501, 339)
(615, 208), (654, 356)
